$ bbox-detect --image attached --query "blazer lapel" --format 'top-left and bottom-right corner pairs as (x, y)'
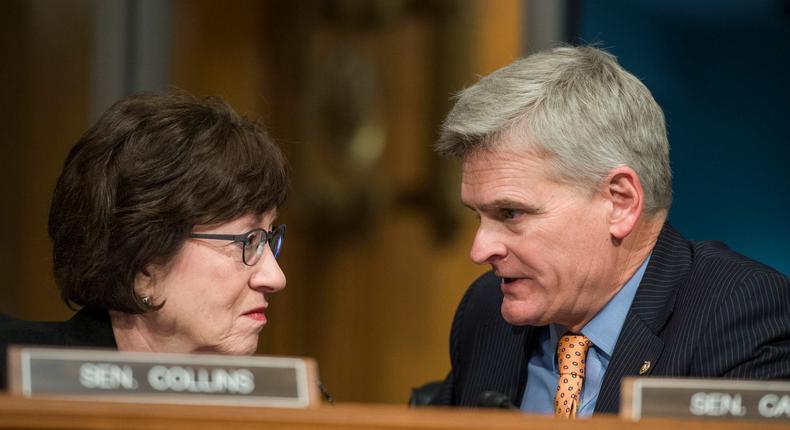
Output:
(595, 224), (692, 414)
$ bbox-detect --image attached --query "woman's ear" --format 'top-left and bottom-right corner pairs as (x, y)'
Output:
(133, 266), (155, 300)
(604, 166), (644, 240)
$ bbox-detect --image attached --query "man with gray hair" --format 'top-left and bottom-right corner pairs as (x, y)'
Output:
(430, 46), (790, 417)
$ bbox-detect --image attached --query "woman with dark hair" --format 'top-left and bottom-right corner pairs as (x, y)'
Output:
(0, 92), (289, 389)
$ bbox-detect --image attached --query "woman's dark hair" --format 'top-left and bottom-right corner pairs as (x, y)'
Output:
(49, 92), (288, 313)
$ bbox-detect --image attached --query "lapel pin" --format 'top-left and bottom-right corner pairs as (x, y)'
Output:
(639, 361), (652, 375)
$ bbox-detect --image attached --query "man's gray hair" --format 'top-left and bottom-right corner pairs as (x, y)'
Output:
(436, 46), (672, 214)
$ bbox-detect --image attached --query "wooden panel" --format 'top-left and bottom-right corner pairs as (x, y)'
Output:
(1, 1), (92, 321)
(0, 0), (29, 316)
(0, 396), (780, 430)
(171, 0), (267, 116)
(2, 0), (525, 407)
(471, 0), (523, 75)
(151, 0), (524, 405)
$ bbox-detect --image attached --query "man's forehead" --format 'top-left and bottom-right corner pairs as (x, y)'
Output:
(461, 156), (538, 201)
(461, 145), (550, 178)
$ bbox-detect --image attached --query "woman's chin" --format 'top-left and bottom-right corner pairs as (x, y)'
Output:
(227, 340), (259, 356)
(205, 336), (260, 356)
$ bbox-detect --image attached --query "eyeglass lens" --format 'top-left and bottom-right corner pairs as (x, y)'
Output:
(242, 226), (284, 265)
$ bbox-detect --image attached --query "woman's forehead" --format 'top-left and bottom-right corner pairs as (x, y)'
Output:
(194, 210), (278, 233)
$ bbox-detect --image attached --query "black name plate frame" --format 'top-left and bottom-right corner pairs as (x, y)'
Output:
(621, 377), (790, 422)
(7, 346), (320, 408)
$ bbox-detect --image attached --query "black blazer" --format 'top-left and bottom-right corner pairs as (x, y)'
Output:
(0, 308), (117, 390)
(430, 224), (790, 413)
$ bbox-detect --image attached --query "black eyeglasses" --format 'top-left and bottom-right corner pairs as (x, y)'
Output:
(189, 224), (286, 266)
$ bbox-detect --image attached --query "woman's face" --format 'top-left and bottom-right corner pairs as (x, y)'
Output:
(141, 211), (286, 355)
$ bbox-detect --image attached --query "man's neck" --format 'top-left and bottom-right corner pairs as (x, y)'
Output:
(564, 213), (665, 333)
(613, 213), (665, 289)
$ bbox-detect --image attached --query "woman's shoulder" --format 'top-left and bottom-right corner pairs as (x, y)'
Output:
(0, 318), (72, 349)
(0, 317), (73, 390)
(1, 308), (115, 350)
(0, 310), (116, 391)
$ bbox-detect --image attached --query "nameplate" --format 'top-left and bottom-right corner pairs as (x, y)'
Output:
(7, 346), (320, 407)
(621, 377), (790, 421)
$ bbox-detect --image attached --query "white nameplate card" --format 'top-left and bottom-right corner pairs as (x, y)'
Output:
(621, 377), (790, 421)
(7, 346), (320, 408)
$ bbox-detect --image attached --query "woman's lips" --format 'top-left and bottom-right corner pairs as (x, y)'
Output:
(243, 307), (267, 322)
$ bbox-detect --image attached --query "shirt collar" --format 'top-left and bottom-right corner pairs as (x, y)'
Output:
(549, 254), (651, 357)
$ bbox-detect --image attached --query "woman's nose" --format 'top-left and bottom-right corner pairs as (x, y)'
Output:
(250, 248), (286, 292)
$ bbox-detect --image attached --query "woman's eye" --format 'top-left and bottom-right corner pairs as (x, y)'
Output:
(245, 233), (262, 249)
(236, 236), (253, 248)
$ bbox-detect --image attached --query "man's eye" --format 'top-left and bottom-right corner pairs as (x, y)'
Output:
(500, 208), (521, 220)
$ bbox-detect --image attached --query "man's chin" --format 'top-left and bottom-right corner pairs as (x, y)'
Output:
(500, 301), (542, 326)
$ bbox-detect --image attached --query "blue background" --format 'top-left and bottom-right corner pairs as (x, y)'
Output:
(579, 0), (790, 275)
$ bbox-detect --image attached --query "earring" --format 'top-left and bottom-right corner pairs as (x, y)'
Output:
(141, 296), (152, 306)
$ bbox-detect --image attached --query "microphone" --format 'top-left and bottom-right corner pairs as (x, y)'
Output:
(318, 380), (335, 405)
(477, 391), (518, 410)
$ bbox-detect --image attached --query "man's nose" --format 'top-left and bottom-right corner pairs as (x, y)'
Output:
(469, 225), (507, 265)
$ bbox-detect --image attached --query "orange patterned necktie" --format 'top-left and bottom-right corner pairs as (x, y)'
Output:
(554, 334), (593, 419)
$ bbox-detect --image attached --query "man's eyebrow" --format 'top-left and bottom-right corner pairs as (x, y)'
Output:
(463, 199), (543, 214)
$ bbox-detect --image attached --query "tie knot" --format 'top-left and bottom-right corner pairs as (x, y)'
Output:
(556, 334), (592, 377)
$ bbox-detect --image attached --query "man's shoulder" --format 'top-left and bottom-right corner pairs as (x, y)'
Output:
(458, 271), (504, 318)
(649, 229), (789, 337)
(450, 271), (529, 348)
(687, 238), (789, 288)
(651, 224), (788, 291)
(448, 271), (512, 349)
(656, 234), (790, 379)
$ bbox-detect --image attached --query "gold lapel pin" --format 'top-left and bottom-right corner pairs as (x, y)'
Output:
(639, 361), (652, 375)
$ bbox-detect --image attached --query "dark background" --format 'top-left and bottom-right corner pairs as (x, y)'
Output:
(579, 0), (790, 275)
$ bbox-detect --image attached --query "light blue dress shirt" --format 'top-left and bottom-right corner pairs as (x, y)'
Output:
(520, 256), (650, 417)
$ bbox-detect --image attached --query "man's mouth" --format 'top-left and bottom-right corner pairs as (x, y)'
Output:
(497, 271), (528, 282)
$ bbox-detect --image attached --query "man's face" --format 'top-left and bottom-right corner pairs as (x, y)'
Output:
(461, 145), (618, 330)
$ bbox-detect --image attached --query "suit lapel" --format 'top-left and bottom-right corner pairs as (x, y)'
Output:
(595, 224), (692, 413)
(595, 313), (664, 412)
(512, 325), (536, 405)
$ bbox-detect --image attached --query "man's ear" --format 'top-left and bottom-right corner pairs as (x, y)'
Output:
(603, 166), (644, 240)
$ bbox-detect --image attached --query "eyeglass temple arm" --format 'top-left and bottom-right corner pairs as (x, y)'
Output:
(189, 233), (248, 241)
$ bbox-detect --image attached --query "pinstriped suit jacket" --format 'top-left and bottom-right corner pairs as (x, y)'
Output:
(430, 224), (790, 413)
